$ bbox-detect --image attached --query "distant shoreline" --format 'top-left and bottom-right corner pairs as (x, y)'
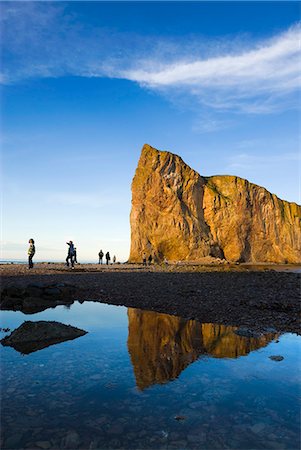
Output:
(1, 261), (300, 273)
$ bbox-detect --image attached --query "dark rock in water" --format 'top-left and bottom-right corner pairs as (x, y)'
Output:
(0, 283), (78, 313)
(269, 355), (284, 361)
(1, 321), (87, 354)
(234, 327), (262, 338)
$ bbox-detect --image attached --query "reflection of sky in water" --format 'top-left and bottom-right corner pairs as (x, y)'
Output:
(1, 301), (128, 330)
(1, 302), (300, 450)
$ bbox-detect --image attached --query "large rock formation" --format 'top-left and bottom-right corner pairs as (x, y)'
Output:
(129, 144), (301, 263)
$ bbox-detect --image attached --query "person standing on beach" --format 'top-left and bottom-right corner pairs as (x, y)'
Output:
(113, 255), (116, 264)
(148, 254), (153, 266)
(142, 252), (147, 266)
(105, 251), (111, 265)
(28, 239), (35, 269)
(98, 250), (104, 264)
(66, 241), (75, 269)
(74, 248), (78, 264)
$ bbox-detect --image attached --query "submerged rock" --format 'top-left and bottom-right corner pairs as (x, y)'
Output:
(1, 321), (87, 354)
(269, 355), (284, 361)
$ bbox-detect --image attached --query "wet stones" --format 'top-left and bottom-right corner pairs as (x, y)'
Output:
(234, 328), (262, 338)
(0, 283), (78, 313)
(61, 430), (80, 449)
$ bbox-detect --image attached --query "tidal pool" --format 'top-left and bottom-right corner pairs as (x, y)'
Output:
(1, 302), (300, 449)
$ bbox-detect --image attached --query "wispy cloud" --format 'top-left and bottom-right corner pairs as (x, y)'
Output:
(1, 3), (300, 115)
(123, 25), (300, 113)
(226, 151), (300, 170)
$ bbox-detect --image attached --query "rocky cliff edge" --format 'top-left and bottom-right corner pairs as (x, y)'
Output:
(129, 144), (301, 263)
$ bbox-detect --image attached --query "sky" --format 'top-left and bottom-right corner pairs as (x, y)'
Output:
(1, 1), (300, 262)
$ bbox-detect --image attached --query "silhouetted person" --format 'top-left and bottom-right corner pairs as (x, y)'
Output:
(142, 252), (147, 266)
(66, 241), (75, 269)
(105, 251), (111, 265)
(74, 248), (77, 264)
(113, 255), (116, 264)
(98, 250), (104, 264)
(148, 254), (153, 265)
(28, 239), (35, 269)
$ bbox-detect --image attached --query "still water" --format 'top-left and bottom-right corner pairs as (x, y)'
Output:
(1, 302), (300, 449)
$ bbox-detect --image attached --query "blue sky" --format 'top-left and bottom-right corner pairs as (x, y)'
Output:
(1, 1), (300, 262)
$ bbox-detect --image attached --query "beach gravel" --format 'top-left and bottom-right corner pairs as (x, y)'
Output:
(1, 263), (300, 334)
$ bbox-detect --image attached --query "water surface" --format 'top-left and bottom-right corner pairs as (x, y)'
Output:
(1, 302), (300, 449)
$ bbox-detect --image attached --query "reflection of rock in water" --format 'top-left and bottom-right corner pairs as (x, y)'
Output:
(1, 321), (87, 354)
(127, 309), (279, 390)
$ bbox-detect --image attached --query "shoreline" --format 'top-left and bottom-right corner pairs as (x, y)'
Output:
(1, 264), (300, 335)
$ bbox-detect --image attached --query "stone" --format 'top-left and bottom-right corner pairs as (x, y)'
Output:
(0, 296), (23, 309)
(129, 144), (301, 263)
(107, 424), (124, 435)
(187, 434), (204, 443)
(234, 328), (262, 338)
(251, 423), (266, 434)
(4, 433), (23, 448)
(43, 287), (62, 297)
(269, 355), (284, 361)
(28, 283), (47, 288)
(36, 441), (52, 449)
(1, 321), (87, 354)
(62, 431), (80, 449)
(24, 286), (43, 297)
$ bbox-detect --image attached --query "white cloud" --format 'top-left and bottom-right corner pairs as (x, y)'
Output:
(1, 3), (300, 114)
(122, 25), (301, 113)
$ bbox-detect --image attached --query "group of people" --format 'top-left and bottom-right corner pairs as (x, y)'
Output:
(27, 239), (116, 269)
(98, 250), (116, 265)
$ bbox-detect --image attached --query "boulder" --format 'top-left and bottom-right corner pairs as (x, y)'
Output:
(1, 321), (87, 354)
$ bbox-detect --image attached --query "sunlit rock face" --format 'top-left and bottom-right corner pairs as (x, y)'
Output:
(127, 309), (278, 390)
(129, 144), (301, 263)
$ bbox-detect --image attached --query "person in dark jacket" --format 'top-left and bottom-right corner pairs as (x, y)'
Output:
(28, 238), (35, 269)
(74, 248), (78, 264)
(66, 241), (75, 269)
(98, 250), (104, 264)
(105, 251), (111, 265)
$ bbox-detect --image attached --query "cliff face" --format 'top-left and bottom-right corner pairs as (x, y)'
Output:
(127, 308), (278, 390)
(129, 144), (301, 263)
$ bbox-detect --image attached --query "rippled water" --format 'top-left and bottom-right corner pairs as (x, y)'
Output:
(1, 302), (300, 449)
